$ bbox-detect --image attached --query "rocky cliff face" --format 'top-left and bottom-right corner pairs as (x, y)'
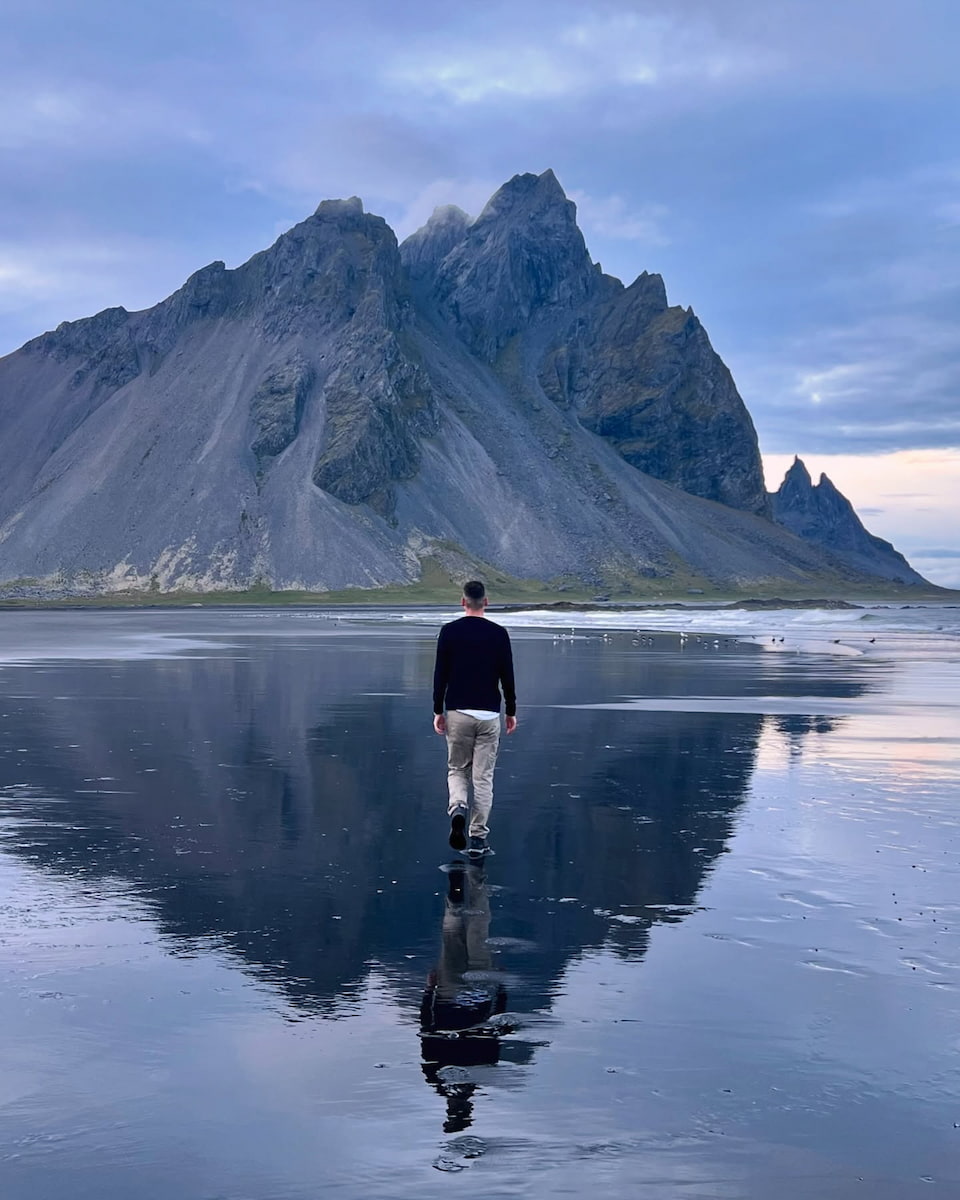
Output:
(404, 171), (769, 516)
(770, 458), (926, 585)
(427, 170), (605, 360)
(536, 275), (770, 515)
(0, 171), (927, 594)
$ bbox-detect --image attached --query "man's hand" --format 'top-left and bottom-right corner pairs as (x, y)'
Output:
(505, 715), (518, 735)
(433, 713), (446, 734)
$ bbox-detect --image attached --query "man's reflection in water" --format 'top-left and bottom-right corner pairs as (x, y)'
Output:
(420, 859), (506, 1133)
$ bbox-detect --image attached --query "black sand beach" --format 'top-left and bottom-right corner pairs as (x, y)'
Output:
(0, 607), (957, 1197)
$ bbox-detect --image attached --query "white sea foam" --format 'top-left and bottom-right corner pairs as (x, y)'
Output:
(338, 602), (960, 660)
(0, 603), (956, 665)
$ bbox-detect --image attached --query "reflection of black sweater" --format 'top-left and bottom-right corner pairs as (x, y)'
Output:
(433, 617), (517, 717)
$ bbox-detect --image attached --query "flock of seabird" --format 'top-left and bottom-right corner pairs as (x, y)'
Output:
(547, 628), (878, 650)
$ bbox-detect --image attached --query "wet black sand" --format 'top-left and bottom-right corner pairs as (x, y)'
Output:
(0, 610), (957, 1197)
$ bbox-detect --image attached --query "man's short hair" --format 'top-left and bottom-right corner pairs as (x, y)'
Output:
(462, 579), (486, 608)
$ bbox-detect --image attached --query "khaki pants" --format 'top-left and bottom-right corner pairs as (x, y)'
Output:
(445, 710), (501, 838)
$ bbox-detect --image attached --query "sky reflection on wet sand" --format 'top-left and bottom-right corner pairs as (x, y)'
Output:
(0, 608), (957, 1198)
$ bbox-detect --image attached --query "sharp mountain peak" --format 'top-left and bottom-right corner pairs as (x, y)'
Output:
(473, 168), (573, 222)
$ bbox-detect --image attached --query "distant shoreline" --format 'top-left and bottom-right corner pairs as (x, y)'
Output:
(0, 587), (953, 612)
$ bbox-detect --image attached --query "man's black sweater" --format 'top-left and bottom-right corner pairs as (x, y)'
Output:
(432, 616), (516, 717)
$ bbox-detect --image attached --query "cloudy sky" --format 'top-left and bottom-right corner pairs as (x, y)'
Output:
(2, 0), (958, 584)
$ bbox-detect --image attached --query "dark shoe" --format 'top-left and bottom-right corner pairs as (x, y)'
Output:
(449, 813), (467, 851)
(468, 835), (489, 857)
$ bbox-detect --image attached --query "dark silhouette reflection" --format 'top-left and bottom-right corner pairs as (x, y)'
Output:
(420, 860), (506, 1132)
(772, 714), (844, 759)
(0, 618), (874, 1020)
(773, 714), (841, 738)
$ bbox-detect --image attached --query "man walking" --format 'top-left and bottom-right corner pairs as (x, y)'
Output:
(433, 580), (517, 855)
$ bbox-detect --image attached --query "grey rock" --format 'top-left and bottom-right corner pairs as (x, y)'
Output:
(312, 332), (439, 517)
(250, 355), (314, 460)
(25, 305), (132, 364)
(538, 275), (769, 515)
(430, 170), (606, 361)
(770, 458), (926, 584)
(399, 205), (471, 284)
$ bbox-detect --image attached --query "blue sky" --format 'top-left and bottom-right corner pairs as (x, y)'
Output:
(2, 0), (958, 584)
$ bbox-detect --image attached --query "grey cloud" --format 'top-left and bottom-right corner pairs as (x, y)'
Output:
(257, 114), (460, 211)
(0, 233), (205, 355)
(908, 557), (960, 588)
(0, 81), (206, 154)
(739, 318), (960, 456)
(569, 192), (671, 247)
(383, 10), (781, 106)
(726, 191), (960, 455)
(373, 0), (960, 110)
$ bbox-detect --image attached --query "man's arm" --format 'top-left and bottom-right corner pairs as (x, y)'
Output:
(500, 631), (517, 733)
(432, 627), (450, 732)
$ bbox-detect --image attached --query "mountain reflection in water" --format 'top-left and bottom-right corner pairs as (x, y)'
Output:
(0, 625), (858, 1104)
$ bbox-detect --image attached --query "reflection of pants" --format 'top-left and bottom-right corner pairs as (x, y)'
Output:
(421, 864), (505, 1134)
(438, 872), (492, 997)
(445, 711), (501, 837)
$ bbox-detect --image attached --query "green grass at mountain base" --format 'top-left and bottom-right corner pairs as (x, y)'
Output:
(0, 550), (951, 611)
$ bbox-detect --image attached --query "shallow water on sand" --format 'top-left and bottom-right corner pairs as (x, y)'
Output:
(0, 608), (957, 1198)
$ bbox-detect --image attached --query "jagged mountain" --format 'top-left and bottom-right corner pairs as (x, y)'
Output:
(0, 171), (926, 594)
(405, 170), (769, 515)
(770, 457), (925, 585)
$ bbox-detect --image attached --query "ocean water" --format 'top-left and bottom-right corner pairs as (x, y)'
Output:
(0, 605), (957, 1198)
